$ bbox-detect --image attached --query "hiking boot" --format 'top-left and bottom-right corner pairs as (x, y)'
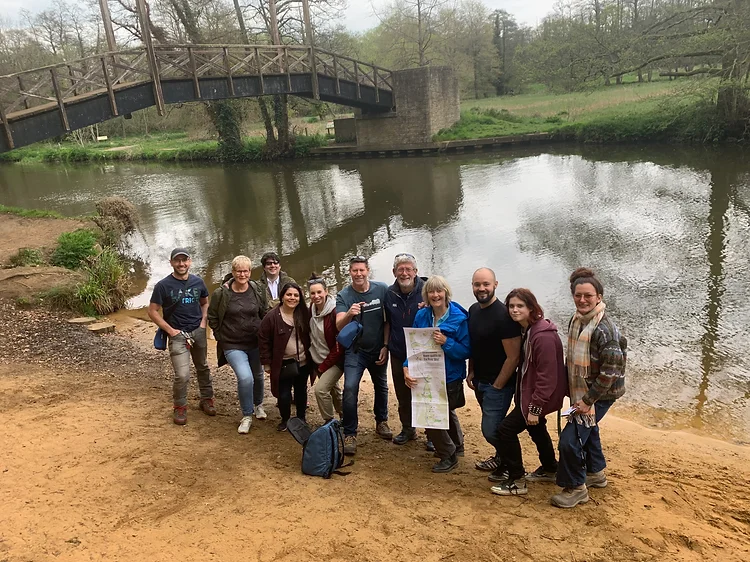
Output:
(173, 405), (187, 425)
(393, 428), (416, 445)
(491, 478), (528, 496)
(254, 404), (268, 420)
(376, 421), (393, 440)
(526, 466), (557, 483)
(276, 420), (288, 432)
(475, 456), (499, 471)
(432, 454), (458, 473)
(487, 468), (510, 483)
(551, 485), (589, 508)
(425, 440), (435, 452)
(238, 416), (252, 434)
(586, 470), (608, 488)
(199, 398), (217, 416)
(344, 435), (357, 456)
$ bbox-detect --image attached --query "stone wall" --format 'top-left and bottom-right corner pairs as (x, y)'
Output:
(333, 117), (357, 143)
(355, 66), (459, 149)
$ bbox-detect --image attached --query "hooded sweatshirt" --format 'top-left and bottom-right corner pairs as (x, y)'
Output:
(308, 295), (344, 374)
(405, 301), (471, 384)
(517, 318), (568, 420)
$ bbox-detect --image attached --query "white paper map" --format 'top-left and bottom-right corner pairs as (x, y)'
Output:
(404, 327), (449, 430)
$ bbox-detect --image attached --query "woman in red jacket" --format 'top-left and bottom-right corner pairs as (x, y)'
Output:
(307, 273), (344, 423)
(259, 283), (312, 432)
(490, 288), (567, 496)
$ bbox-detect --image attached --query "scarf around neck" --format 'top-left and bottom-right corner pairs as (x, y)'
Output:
(567, 301), (606, 427)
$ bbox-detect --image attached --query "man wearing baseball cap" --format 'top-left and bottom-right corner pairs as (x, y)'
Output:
(148, 248), (215, 425)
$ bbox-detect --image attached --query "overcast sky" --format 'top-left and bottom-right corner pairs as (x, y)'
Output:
(1, 0), (559, 30)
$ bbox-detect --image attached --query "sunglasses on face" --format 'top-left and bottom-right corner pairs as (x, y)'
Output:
(264, 260), (279, 266)
(394, 252), (415, 260)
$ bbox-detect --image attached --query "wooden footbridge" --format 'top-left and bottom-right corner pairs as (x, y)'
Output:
(0, 44), (394, 153)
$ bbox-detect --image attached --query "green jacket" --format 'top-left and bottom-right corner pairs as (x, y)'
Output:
(259, 270), (296, 308)
(207, 274), (269, 367)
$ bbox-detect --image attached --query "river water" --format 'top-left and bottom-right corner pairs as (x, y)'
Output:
(2, 144), (749, 441)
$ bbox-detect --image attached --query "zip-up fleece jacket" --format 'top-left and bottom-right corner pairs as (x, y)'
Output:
(405, 301), (471, 384)
(308, 300), (344, 375)
(385, 276), (426, 360)
(571, 313), (627, 406)
(207, 273), (269, 367)
(517, 319), (567, 420)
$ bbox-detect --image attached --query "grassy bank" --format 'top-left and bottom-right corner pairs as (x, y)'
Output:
(3, 199), (138, 316)
(0, 204), (65, 218)
(439, 80), (745, 143)
(0, 132), (329, 164)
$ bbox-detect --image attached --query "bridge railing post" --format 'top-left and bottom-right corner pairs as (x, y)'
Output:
(0, 104), (14, 150)
(333, 55), (340, 95)
(49, 68), (71, 133)
(16, 76), (30, 110)
(373, 66), (379, 103)
(223, 47), (235, 96)
(101, 56), (119, 116)
(354, 61), (361, 100)
(284, 47), (292, 91)
(188, 47), (202, 99)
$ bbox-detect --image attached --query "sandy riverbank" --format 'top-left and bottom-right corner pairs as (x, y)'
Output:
(1, 302), (749, 562)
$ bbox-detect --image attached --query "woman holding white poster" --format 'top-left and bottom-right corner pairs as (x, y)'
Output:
(404, 276), (471, 473)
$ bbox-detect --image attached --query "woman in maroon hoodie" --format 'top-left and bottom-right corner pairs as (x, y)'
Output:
(307, 273), (344, 423)
(259, 282), (312, 432)
(490, 288), (567, 496)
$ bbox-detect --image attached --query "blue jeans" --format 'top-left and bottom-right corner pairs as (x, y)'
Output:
(342, 349), (389, 436)
(556, 399), (614, 488)
(474, 381), (515, 457)
(224, 348), (263, 416)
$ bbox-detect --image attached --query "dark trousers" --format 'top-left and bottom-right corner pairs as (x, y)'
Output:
(426, 409), (464, 460)
(556, 399), (614, 488)
(497, 406), (557, 480)
(390, 353), (413, 432)
(278, 363), (310, 422)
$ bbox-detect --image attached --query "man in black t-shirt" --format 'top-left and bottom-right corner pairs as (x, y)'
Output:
(148, 248), (214, 425)
(468, 267), (522, 477)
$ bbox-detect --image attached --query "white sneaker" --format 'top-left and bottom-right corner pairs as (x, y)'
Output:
(254, 404), (267, 420)
(238, 416), (252, 434)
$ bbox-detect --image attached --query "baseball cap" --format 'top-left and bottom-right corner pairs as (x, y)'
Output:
(170, 247), (191, 260)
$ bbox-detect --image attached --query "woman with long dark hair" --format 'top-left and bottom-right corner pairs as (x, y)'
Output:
(259, 282), (312, 432)
(489, 288), (567, 496)
(551, 268), (627, 508)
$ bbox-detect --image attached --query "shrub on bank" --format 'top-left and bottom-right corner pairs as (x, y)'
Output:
(51, 229), (98, 269)
(75, 248), (130, 315)
(9, 248), (45, 267)
(93, 197), (140, 247)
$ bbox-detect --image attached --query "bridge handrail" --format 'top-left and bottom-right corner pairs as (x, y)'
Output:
(0, 48), (146, 80)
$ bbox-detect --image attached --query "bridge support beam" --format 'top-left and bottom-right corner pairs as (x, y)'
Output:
(354, 66), (459, 149)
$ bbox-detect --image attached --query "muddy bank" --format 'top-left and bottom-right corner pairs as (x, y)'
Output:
(1, 301), (749, 562)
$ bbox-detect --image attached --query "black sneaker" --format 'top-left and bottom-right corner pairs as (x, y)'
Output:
(425, 440), (435, 452)
(491, 478), (528, 496)
(432, 455), (458, 473)
(526, 465), (557, 483)
(488, 467), (510, 483)
(475, 456), (499, 471)
(393, 429), (417, 445)
(276, 421), (288, 432)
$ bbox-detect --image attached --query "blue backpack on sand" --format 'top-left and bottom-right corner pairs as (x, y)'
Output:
(286, 418), (351, 478)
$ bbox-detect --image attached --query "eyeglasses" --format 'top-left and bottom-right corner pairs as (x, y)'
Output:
(349, 255), (368, 265)
(573, 293), (598, 301)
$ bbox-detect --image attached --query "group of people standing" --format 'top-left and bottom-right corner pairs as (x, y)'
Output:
(148, 248), (627, 509)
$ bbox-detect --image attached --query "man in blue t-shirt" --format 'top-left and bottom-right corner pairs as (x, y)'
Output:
(336, 255), (392, 455)
(148, 248), (215, 425)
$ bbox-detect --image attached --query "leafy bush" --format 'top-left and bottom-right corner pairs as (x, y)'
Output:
(304, 116), (319, 123)
(51, 229), (98, 269)
(9, 248), (45, 267)
(76, 248), (130, 314)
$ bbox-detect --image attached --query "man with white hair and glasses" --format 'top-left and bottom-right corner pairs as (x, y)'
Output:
(385, 253), (428, 446)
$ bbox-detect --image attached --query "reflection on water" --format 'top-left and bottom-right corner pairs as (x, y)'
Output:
(1, 145), (749, 441)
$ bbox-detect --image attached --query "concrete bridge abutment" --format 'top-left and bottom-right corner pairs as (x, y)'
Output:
(354, 66), (459, 148)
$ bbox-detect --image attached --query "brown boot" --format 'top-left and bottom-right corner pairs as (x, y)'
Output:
(199, 398), (216, 416)
(173, 405), (187, 425)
